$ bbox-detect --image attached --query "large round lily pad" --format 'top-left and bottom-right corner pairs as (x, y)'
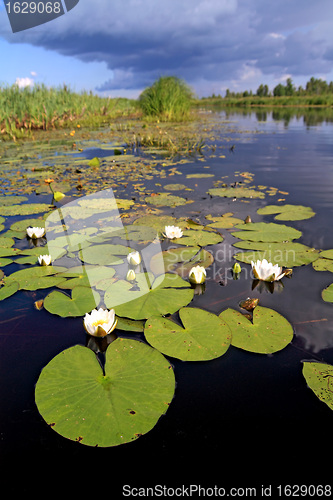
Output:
(105, 273), (194, 320)
(44, 286), (100, 317)
(35, 340), (175, 447)
(232, 222), (302, 242)
(145, 307), (231, 361)
(257, 204), (315, 221)
(219, 306), (293, 354)
(233, 241), (319, 267)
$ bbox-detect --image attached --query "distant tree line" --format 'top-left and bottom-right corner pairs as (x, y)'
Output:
(204, 77), (333, 99)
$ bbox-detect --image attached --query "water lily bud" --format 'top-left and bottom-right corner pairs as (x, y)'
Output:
(232, 262), (242, 274)
(38, 254), (52, 266)
(127, 250), (141, 266)
(126, 269), (136, 281)
(188, 265), (206, 284)
(26, 226), (45, 239)
(164, 225), (183, 239)
(244, 215), (252, 224)
(83, 308), (118, 338)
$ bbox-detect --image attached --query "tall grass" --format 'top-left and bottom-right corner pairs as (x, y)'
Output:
(138, 76), (194, 121)
(0, 83), (136, 140)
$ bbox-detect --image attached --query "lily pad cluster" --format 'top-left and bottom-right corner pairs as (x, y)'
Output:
(1, 174), (333, 448)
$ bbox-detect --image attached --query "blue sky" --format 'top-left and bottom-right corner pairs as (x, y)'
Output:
(1, 0), (333, 98)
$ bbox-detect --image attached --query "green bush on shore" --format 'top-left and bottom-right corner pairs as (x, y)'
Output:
(138, 76), (194, 122)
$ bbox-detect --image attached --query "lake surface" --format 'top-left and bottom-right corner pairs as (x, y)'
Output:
(1, 109), (333, 494)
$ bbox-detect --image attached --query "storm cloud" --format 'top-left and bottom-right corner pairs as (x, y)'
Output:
(1, 0), (333, 95)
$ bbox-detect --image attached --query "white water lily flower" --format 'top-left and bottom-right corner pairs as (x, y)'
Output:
(251, 259), (285, 282)
(164, 225), (183, 239)
(83, 308), (118, 337)
(188, 265), (206, 284)
(26, 226), (45, 239)
(127, 250), (141, 266)
(38, 254), (52, 266)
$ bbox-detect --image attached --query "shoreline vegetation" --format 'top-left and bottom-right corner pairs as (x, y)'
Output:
(1, 75), (333, 142)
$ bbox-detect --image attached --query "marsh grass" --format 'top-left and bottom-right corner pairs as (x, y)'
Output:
(0, 84), (137, 140)
(138, 76), (194, 122)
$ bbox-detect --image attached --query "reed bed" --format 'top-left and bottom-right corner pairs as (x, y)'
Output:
(0, 84), (136, 140)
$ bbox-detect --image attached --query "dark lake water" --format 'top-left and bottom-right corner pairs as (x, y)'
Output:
(1, 109), (333, 494)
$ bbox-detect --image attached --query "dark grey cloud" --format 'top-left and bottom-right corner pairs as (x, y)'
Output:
(1, 0), (333, 94)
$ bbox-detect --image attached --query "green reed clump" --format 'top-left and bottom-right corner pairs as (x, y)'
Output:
(0, 83), (136, 140)
(138, 76), (194, 121)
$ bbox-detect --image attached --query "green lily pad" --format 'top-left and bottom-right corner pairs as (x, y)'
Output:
(79, 244), (130, 266)
(0, 195), (28, 206)
(35, 340), (175, 447)
(56, 266), (116, 290)
(321, 283), (333, 303)
(145, 307), (231, 361)
(163, 183), (188, 191)
(44, 286), (100, 317)
(219, 306), (293, 354)
(312, 250), (333, 272)
(302, 362), (333, 411)
(4, 265), (67, 290)
(105, 273), (194, 320)
(0, 237), (15, 248)
(233, 241), (319, 267)
(205, 213), (244, 229)
(145, 193), (192, 207)
(0, 281), (20, 301)
(173, 229), (223, 247)
(232, 222), (302, 242)
(208, 187), (265, 199)
(150, 246), (213, 277)
(0, 203), (53, 216)
(186, 173), (214, 178)
(257, 204), (315, 221)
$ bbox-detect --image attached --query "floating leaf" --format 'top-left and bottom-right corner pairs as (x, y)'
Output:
(105, 273), (194, 320)
(56, 266), (116, 290)
(0, 281), (19, 301)
(205, 213), (244, 229)
(232, 222), (302, 242)
(0, 203), (52, 216)
(219, 306), (293, 353)
(150, 246), (213, 277)
(234, 241), (319, 267)
(163, 183), (188, 190)
(322, 283), (333, 303)
(79, 244), (130, 266)
(312, 250), (333, 272)
(257, 204), (315, 221)
(35, 340), (175, 447)
(186, 173), (214, 178)
(4, 265), (67, 290)
(208, 187), (265, 199)
(172, 229), (223, 247)
(302, 362), (333, 411)
(10, 218), (45, 232)
(145, 192), (192, 207)
(145, 307), (231, 361)
(44, 286), (100, 317)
